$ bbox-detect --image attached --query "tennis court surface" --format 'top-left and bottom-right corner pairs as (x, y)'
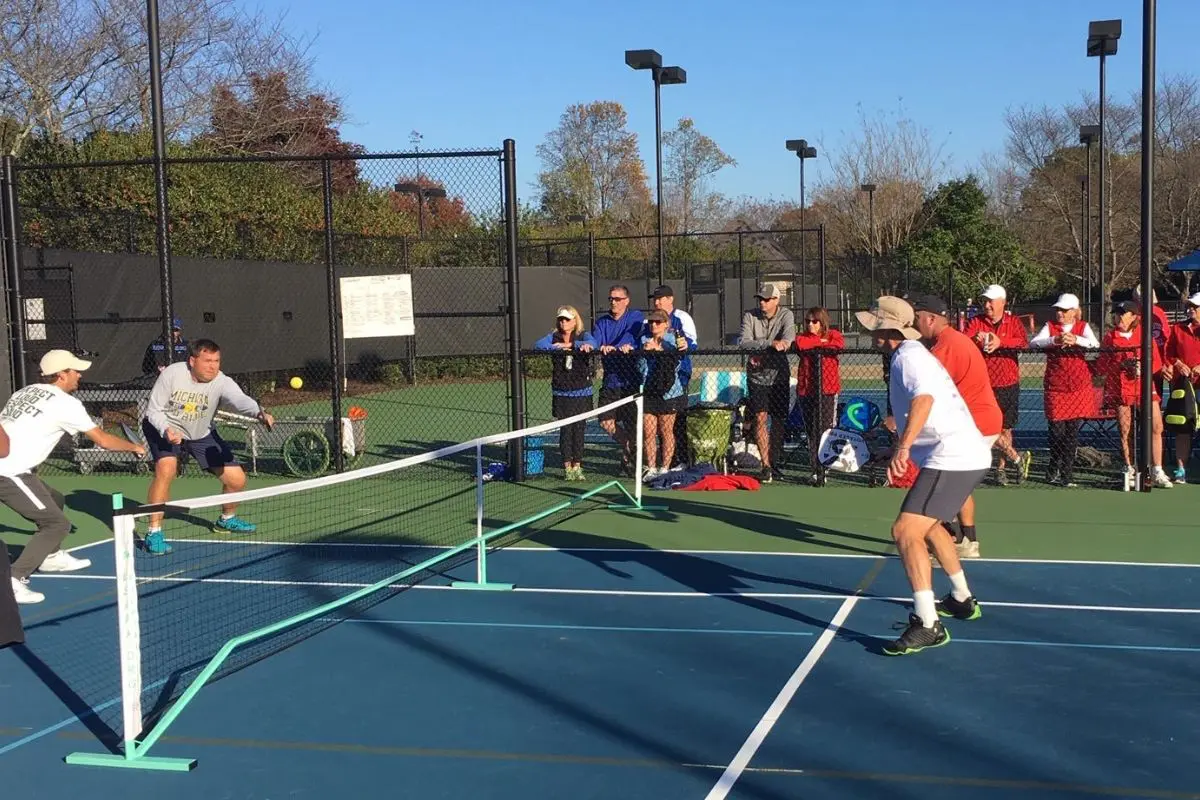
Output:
(4, 530), (1200, 799)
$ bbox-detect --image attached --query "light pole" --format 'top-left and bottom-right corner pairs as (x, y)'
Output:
(1088, 19), (1121, 335)
(785, 139), (817, 283)
(626, 49), (686, 286)
(1079, 124), (1099, 321)
(861, 183), (876, 297)
(394, 182), (447, 238)
(1138, 0), (1156, 490)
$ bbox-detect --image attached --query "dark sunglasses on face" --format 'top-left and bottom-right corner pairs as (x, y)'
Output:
(609, 296), (627, 302)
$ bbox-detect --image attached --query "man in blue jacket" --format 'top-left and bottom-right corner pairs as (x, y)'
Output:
(586, 284), (644, 472)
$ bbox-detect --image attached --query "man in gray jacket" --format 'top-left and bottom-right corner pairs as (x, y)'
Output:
(141, 338), (274, 554)
(738, 283), (796, 482)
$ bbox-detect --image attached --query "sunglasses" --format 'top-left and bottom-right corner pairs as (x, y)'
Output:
(608, 296), (627, 302)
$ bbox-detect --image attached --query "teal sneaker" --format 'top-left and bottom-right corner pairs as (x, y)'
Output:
(214, 515), (257, 533)
(144, 530), (172, 555)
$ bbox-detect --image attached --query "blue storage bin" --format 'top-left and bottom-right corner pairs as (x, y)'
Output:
(524, 436), (545, 475)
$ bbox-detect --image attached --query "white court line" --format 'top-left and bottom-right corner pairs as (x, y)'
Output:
(31, 573), (1200, 615)
(145, 539), (1200, 570)
(703, 596), (859, 799)
(64, 537), (111, 555)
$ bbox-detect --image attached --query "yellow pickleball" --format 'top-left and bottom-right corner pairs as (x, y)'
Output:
(289, 376), (303, 390)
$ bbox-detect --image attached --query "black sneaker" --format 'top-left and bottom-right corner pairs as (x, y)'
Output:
(882, 614), (950, 656)
(758, 466), (773, 484)
(936, 593), (981, 621)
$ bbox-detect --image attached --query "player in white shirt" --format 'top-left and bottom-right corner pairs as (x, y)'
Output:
(1, 350), (147, 605)
(857, 298), (991, 655)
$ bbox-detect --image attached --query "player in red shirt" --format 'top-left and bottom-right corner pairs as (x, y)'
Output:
(1164, 293), (1200, 482)
(912, 295), (1002, 559)
(962, 285), (1033, 484)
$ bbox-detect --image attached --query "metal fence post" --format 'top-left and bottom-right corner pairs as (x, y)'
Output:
(502, 139), (525, 481)
(321, 159), (344, 472)
(1, 156), (26, 388)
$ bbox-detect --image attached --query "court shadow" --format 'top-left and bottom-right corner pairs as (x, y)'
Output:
(525, 530), (893, 640)
(67, 489), (139, 529)
(347, 616), (796, 800)
(10, 641), (123, 754)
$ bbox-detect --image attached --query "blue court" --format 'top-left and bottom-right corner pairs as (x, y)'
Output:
(3, 539), (1200, 800)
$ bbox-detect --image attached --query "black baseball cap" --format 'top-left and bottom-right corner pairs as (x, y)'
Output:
(911, 294), (950, 317)
(1113, 300), (1139, 315)
(649, 285), (674, 299)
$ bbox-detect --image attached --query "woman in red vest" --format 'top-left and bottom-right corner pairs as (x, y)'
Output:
(1029, 293), (1098, 486)
(794, 306), (844, 485)
(1098, 301), (1174, 488)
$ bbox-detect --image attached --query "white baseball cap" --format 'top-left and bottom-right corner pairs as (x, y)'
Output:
(1052, 293), (1080, 310)
(982, 284), (1007, 301)
(1187, 292), (1200, 308)
(555, 306), (575, 320)
(40, 349), (91, 376)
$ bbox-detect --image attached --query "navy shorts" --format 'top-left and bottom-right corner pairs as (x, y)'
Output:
(142, 419), (239, 471)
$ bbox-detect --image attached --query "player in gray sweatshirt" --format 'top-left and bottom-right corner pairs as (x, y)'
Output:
(140, 338), (275, 554)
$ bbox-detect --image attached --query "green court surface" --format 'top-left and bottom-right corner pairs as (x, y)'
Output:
(5, 473), (1196, 566)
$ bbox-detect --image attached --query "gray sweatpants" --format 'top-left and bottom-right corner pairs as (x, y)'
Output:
(0, 473), (71, 581)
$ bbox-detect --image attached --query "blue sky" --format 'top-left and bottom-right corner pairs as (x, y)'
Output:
(248, 0), (1196, 206)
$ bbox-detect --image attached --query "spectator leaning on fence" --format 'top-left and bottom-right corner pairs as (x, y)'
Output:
(591, 285), (644, 474)
(647, 284), (698, 467)
(962, 284), (1033, 484)
(1165, 292), (1200, 481)
(1098, 300), (1173, 488)
(533, 305), (598, 482)
(794, 306), (843, 486)
(1030, 293), (1099, 487)
(738, 283), (797, 484)
(638, 309), (687, 481)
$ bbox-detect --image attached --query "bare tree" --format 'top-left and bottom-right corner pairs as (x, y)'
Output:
(0, 0), (320, 155)
(810, 102), (951, 258)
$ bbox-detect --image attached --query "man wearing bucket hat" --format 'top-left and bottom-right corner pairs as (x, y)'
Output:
(1, 350), (148, 605)
(857, 297), (990, 655)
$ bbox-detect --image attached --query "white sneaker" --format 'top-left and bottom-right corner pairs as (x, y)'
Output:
(1153, 468), (1174, 489)
(11, 577), (44, 604)
(37, 550), (92, 573)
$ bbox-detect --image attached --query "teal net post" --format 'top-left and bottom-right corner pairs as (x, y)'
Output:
(451, 442), (514, 591)
(64, 493), (197, 772)
(609, 393), (667, 513)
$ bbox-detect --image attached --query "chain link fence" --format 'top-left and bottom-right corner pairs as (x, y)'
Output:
(520, 344), (1174, 492)
(5, 145), (518, 477)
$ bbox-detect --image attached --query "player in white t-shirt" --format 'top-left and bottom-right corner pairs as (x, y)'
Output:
(857, 297), (991, 655)
(1, 350), (147, 605)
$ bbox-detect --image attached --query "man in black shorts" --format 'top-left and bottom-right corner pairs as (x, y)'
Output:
(737, 283), (796, 482)
(858, 297), (991, 655)
(141, 339), (274, 554)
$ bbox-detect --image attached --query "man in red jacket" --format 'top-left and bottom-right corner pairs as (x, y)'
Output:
(962, 285), (1033, 485)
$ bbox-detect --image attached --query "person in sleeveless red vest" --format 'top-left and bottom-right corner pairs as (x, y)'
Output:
(1165, 293), (1200, 481)
(1098, 300), (1174, 487)
(794, 306), (844, 485)
(1029, 294), (1099, 486)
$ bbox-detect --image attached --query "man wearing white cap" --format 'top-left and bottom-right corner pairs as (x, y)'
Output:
(963, 284), (1033, 484)
(858, 297), (990, 655)
(1165, 292), (1200, 481)
(1, 350), (148, 604)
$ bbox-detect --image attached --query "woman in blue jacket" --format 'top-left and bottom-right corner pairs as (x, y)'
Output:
(533, 306), (597, 480)
(638, 309), (686, 480)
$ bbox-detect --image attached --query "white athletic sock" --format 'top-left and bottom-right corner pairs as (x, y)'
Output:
(947, 571), (971, 602)
(220, 513), (233, 521)
(913, 590), (938, 628)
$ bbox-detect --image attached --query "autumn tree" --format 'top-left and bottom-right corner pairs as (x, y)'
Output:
(662, 117), (735, 233)
(208, 70), (363, 190)
(535, 101), (650, 224)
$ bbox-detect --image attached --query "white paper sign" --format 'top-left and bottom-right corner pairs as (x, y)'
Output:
(339, 274), (414, 339)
